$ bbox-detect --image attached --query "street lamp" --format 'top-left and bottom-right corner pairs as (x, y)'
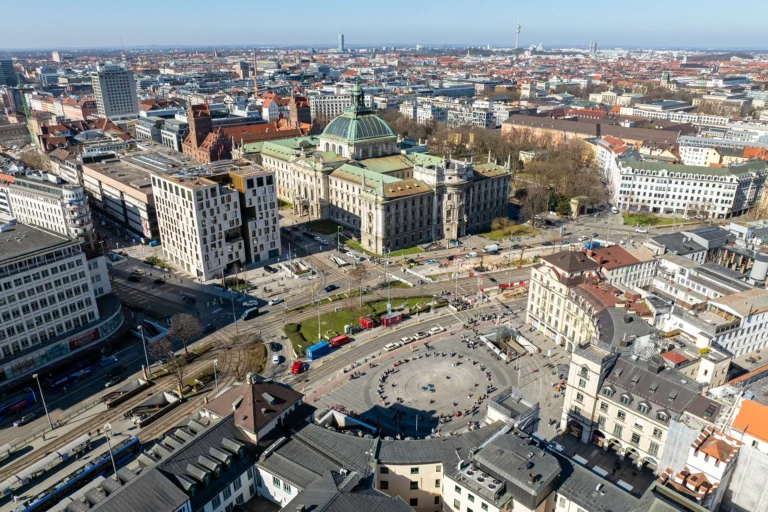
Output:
(138, 325), (151, 376)
(213, 359), (220, 397)
(33, 373), (53, 430)
(104, 423), (118, 476)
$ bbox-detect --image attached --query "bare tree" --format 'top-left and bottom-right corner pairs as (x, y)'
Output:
(165, 355), (188, 396)
(17, 149), (50, 171)
(168, 313), (202, 357)
(349, 265), (368, 306)
(215, 332), (262, 382)
(148, 337), (172, 365)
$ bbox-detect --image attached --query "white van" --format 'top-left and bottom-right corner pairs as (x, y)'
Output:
(384, 343), (398, 351)
(429, 326), (445, 334)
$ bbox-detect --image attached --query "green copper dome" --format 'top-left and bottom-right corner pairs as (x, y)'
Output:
(321, 79), (397, 143)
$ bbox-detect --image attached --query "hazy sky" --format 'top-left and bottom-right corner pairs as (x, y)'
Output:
(1, 0), (765, 50)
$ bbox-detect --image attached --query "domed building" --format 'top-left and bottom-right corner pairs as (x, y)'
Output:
(317, 81), (398, 160)
(257, 79), (512, 255)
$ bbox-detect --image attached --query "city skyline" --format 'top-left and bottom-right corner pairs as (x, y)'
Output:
(0, 0), (766, 50)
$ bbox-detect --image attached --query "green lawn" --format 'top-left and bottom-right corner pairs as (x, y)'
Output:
(284, 295), (434, 355)
(277, 199), (292, 210)
(308, 219), (344, 235)
(388, 246), (424, 257)
(344, 239), (379, 257)
(480, 223), (542, 241)
(623, 213), (676, 227)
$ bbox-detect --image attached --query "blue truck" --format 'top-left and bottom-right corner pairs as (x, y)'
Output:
(584, 241), (601, 250)
(306, 341), (330, 360)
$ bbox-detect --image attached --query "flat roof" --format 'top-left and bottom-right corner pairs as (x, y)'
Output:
(0, 224), (76, 263)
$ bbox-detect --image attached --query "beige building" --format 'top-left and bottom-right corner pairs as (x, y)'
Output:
(561, 336), (722, 472)
(262, 80), (511, 254)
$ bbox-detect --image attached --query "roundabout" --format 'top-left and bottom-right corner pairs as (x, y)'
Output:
(314, 334), (514, 438)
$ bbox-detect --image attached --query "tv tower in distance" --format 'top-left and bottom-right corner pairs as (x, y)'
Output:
(515, 17), (521, 50)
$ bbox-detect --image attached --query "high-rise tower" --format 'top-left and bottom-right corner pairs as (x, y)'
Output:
(338, 34), (345, 52)
(515, 17), (521, 50)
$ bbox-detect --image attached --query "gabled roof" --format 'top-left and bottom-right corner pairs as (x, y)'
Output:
(203, 380), (303, 434)
(541, 250), (600, 274)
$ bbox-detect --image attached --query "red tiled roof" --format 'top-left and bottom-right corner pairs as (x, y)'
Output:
(662, 350), (688, 365)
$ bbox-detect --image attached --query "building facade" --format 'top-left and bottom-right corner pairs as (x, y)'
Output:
(151, 163), (280, 280)
(90, 64), (139, 119)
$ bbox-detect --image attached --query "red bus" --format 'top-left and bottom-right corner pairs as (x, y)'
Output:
(330, 335), (350, 348)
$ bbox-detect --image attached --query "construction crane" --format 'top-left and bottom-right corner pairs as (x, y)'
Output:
(16, 74), (37, 151)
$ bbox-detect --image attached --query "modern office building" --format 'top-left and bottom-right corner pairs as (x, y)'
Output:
(338, 33), (345, 52)
(151, 161), (280, 280)
(90, 64), (139, 120)
(0, 170), (95, 247)
(0, 223), (122, 390)
(0, 58), (16, 86)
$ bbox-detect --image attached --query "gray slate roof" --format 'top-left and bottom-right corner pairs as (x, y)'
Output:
(281, 471), (412, 512)
(90, 468), (189, 512)
(556, 455), (638, 512)
(377, 424), (501, 476)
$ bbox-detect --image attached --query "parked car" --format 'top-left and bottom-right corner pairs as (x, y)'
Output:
(383, 343), (398, 352)
(400, 336), (414, 344)
(154, 278), (165, 285)
(423, 259), (438, 265)
(243, 300), (259, 307)
(99, 355), (118, 367)
(592, 232), (599, 238)
(107, 365), (126, 378)
(577, 236), (588, 241)
(14, 413), (35, 427)
(268, 297), (284, 306)
(264, 265), (278, 274)
(202, 323), (215, 334)
(323, 284), (338, 293)
(429, 326), (445, 334)
(131, 269), (145, 276)
(635, 228), (648, 233)
(270, 342), (280, 352)
(105, 375), (123, 388)
(128, 275), (141, 282)
(413, 332), (430, 340)
(272, 354), (281, 364)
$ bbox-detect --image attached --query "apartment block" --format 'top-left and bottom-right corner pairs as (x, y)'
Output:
(151, 162), (279, 280)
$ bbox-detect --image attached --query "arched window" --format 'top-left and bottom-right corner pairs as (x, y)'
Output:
(332, 144), (337, 154)
(325, 142), (329, 152)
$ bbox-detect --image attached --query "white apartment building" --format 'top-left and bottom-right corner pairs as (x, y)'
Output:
(0, 171), (94, 247)
(584, 245), (657, 292)
(309, 93), (371, 120)
(90, 64), (139, 119)
(613, 158), (767, 219)
(151, 163), (279, 280)
(704, 288), (768, 356)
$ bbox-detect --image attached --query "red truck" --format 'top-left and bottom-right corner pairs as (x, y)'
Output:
(291, 361), (303, 374)
(329, 335), (351, 348)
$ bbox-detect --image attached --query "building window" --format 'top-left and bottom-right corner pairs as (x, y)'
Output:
(380, 467), (389, 474)
(411, 467), (419, 474)
(468, 494), (475, 502)
(380, 481), (389, 490)
(223, 485), (232, 500)
(617, 411), (626, 421)
(579, 378), (587, 388)
(435, 496), (441, 505)
(481, 504), (489, 511)
(631, 433), (641, 446)
(233, 477), (242, 491)
(235, 495), (244, 505)
(410, 498), (418, 506)
(614, 424), (623, 437)
(603, 388), (612, 397)
(575, 392), (584, 403)
(211, 494), (221, 509)
(272, 477), (280, 488)
(559, 496), (566, 507)
(455, 485), (462, 495)
(454, 500), (461, 509)
(283, 482), (292, 493)
(600, 401), (609, 412)
(435, 479), (441, 488)
(410, 481), (419, 490)
(649, 442), (660, 457)
(652, 428), (663, 439)
(598, 416), (606, 427)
